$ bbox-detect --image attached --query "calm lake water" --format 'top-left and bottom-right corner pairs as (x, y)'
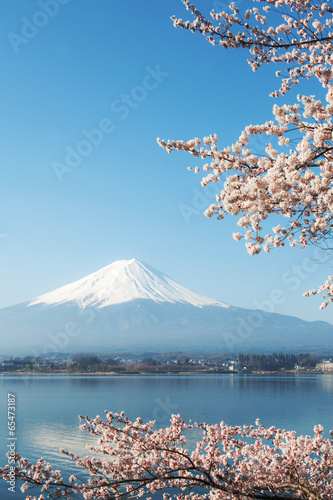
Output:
(1, 373), (333, 499)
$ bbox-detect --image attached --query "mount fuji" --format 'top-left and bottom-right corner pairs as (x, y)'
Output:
(28, 258), (229, 310)
(1, 258), (333, 356)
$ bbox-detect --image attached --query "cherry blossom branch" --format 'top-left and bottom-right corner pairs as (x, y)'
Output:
(172, 0), (333, 95)
(2, 412), (333, 500)
(158, 2), (333, 307)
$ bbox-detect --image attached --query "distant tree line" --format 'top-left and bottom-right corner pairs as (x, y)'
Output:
(67, 356), (119, 372)
(2, 352), (321, 373)
(238, 353), (318, 371)
(66, 355), (230, 373)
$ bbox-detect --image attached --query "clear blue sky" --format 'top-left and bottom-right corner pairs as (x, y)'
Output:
(0, 0), (332, 324)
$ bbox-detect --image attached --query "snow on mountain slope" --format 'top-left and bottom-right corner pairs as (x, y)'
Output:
(2, 258), (333, 355)
(28, 259), (229, 310)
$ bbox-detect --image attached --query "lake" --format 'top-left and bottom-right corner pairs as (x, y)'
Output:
(1, 373), (333, 499)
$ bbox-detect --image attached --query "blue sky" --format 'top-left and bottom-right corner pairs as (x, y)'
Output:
(0, 0), (332, 324)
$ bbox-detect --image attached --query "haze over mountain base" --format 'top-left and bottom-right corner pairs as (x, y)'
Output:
(1, 259), (332, 356)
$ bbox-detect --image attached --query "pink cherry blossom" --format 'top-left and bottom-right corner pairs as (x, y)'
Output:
(2, 412), (333, 500)
(158, 0), (333, 309)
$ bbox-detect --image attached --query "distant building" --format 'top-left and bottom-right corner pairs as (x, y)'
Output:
(229, 361), (240, 372)
(2, 360), (14, 369)
(37, 362), (53, 370)
(316, 360), (333, 372)
(2, 359), (33, 370)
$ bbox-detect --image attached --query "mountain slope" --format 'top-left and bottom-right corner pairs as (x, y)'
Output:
(28, 259), (229, 309)
(0, 259), (332, 356)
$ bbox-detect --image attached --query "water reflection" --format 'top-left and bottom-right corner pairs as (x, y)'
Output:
(238, 375), (317, 395)
(316, 374), (333, 392)
(24, 422), (98, 465)
(1, 374), (333, 499)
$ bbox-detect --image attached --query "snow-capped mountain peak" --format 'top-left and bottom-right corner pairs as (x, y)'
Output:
(28, 258), (229, 310)
(2, 259), (333, 356)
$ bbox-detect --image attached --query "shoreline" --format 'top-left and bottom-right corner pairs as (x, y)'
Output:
(0, 370), (331, 376)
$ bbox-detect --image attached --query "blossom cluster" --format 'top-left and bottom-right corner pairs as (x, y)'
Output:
(159, 0), (333, 309)
(172, 0), (333, 96)
(158, 86), (333, 259)
(1, 412), (333, 500)
(304, 274), (333, 309)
